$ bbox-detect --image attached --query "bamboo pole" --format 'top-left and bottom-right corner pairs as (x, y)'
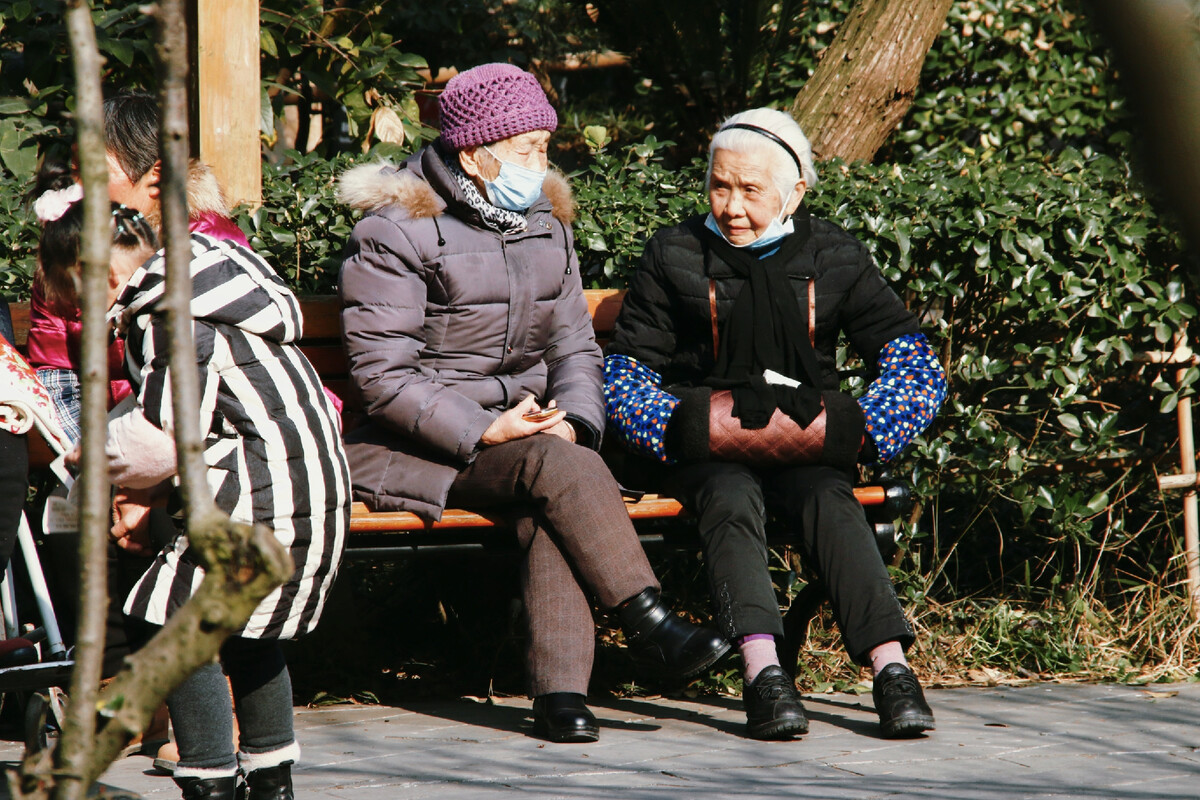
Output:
(1175, 330), (1200, 619)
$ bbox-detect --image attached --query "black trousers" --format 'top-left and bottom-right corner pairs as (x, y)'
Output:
(661, 461), (913, 665)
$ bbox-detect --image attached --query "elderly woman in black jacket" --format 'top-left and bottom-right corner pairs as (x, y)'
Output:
(604, 108), (947, 740)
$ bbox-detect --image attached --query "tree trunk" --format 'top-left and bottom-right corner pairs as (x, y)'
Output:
(791, 0), (954, 162)
(1082, 1), (1200, 262)
(1081, 0), (1200, 615)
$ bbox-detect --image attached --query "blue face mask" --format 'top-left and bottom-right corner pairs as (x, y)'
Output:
(483, 146), (547, 211)
(705, 188), (798, 254)
(704, 209), (796, 254)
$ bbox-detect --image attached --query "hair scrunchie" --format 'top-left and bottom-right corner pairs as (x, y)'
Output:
(34, 183), (83, 222)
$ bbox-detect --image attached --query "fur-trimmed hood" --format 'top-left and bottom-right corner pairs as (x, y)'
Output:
(186, 159), (232, 218)
(337, 151), (576, 228)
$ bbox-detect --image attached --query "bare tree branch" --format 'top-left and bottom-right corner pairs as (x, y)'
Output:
(155, 0), (212, 518)
(51, 3), (111, 800)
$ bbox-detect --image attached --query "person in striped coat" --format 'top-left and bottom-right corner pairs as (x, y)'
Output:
(109, 232), (350, 800)
(39, 172), (350, 800)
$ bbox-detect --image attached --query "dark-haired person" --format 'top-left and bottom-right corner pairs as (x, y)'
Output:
(604, 107), (947, 740)
(36, 169), (350, 800)
(338, 62), (729, 743)
(28, 92), (248, 443)
(28, 93), (287, 774)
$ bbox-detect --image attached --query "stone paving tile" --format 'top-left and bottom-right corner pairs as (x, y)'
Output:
(0, 682), (1195, 799)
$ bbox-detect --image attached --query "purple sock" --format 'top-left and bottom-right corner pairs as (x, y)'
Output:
(738, 634), (779, 684)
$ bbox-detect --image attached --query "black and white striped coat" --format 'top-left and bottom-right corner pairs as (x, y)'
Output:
(108, 234), (350, 640)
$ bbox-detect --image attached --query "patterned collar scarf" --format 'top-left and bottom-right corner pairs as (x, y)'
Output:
(442, 155), (528, 234)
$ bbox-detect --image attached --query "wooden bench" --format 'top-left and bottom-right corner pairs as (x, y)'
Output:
(8, 291), (912, 666)
(7, 293), (911, 553)
(290, 291), (912, 554)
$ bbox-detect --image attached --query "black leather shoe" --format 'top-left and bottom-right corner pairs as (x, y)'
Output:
(743, 665), (809, 740)
(174, 775), (239, 800)
(244, 762), (294, 800)
(616, 588), (730, 678)
(532, 693), (599, 743)
(872, 663), (935, 738)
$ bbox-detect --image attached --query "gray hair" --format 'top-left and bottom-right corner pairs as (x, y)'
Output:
(707, 108), (818, 205)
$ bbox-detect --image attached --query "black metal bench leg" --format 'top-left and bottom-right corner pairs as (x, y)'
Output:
(779, 580), (828, 678)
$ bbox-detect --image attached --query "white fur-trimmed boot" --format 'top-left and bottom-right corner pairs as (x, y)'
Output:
(239, 743), (301, 800)
(173, 767), (239, 800)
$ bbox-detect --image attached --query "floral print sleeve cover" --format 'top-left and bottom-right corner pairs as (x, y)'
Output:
(856, 333), (947, 463)
(603, 354), (680, 463)
(604, 332), (947, 465)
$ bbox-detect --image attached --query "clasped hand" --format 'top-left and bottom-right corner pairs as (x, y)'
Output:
(480, 394), (574, 445)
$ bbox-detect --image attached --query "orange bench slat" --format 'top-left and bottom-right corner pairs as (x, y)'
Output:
(349, 488), (885, 534)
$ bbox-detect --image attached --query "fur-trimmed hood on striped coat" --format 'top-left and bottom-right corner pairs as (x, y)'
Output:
(336, 143), (602, 521)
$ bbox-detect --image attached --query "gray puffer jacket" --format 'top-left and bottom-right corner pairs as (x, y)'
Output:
(338, 143), (602, 519)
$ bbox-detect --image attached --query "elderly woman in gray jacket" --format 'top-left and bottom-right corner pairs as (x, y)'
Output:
(337, 63), (727, 743)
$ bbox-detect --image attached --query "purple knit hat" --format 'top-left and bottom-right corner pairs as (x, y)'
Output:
(438, 63), (558, 151)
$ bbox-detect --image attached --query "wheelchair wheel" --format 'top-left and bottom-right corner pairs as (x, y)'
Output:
(23, 689), (63, 755)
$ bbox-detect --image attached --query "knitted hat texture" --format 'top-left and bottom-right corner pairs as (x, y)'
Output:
(438, 63), (558, 151)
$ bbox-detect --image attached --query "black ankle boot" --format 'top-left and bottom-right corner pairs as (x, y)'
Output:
(244, 762), (295, 800)
(532, 693), (599, 743)
(616, 588), (730, 678)
(174, 775), (239, 800)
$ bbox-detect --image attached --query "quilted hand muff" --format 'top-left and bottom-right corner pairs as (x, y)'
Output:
(707, 388), (865, 470)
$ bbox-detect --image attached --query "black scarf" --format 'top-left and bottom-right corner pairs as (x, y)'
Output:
(704, 207), (826, 429)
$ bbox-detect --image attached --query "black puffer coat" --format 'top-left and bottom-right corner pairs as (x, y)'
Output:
(606, 209), (918, 457)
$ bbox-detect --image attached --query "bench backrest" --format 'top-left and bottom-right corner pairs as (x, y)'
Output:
(8, 302), (29, 350)
(6, 289), (628, 401)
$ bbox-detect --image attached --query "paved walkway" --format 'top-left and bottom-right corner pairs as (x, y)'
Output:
(5, 681), (1199, 799)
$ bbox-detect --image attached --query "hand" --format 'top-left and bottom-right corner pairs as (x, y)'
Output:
(110, 485), (167, 556)
(541, 418), (577, 443)
(63, 443), (82, 471)
(480, 395), (566, 446)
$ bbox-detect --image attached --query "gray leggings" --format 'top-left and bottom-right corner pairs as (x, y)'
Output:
(166, 636), (294, 771)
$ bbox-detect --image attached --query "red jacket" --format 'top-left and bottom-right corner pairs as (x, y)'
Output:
(28, 207), (250, 407)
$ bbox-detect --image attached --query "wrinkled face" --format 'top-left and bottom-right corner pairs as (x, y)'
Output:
(461, 130), (551, 181)
(708, 148), (805, 246)
(105, 153), (159, 217)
